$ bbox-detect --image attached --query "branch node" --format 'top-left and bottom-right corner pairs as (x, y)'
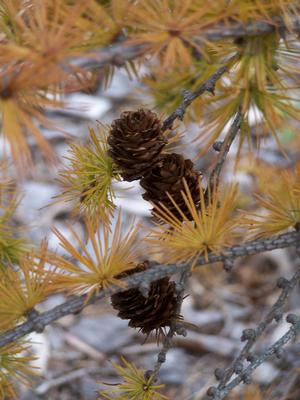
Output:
(145, 370), (158, 383)
(27, 309), (45, 334)
(73, 307), (84, 316)
(157, 352), (166, 363)
(214, 368), (224, 381)
(175, 325), (187, 337)
(246, 353), (257, 363)
(241, 328), (256, 342)
(273, 310), (283, 322)
(34, 322), (45, 334)
(286, 313), (300, 325)
(111, 54), (126, 67)
(139, 281), (151, 298)
(233, 362), (244, 374)
(206, 83), (216, 95)
(213, 141), (223, 152)
(176, 109), (185, 121)
(182, 89), (192, 101)
(223, 259), (234, 272)
(27, 308), (39, 319)
(242, 373), (252, 385)
(277, 277), (290, 289)
(207, 386), (218, 397)
(275, 348), (285, 359)
(175, 282), (184, 294)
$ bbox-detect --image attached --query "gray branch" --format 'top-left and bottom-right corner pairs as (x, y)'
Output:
(152, 268), (191, 378)
(0, 231), (299, 348)
(161, 65), (228, 131)
(208, 268), (300, 400)
(205, 229), (300, 400)
(77, 17), (300, 70)
(208, 315), (300, 400)
(209, 108), (242, 189)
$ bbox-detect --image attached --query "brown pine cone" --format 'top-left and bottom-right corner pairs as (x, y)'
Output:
(108, 109), (167, 181)
(140, 153), (202, 221)
(111, 261), (179, 339)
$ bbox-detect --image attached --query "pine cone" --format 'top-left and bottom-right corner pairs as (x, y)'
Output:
(111, 261), (179, 339)
(108, 109), (167, 181)
(140, 153), (202, 220)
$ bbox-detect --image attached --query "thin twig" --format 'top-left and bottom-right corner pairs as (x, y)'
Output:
(208, 263), (300, 398)
(209, 109), (242, 189)
(152, 269), (191, 378)
(208, 317), (300, 400)
(162, 65), (228, 132)
(0, 231), (299, 348)
(206, 233), (300, 400)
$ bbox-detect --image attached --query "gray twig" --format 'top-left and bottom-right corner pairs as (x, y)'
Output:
(162, 65), (228, 132)
(208, 316), (300, 400)
(0, 231), (299, 348)
(152, 269), (190, 377)
(207, 240), (300, 399)
(209, 109), (242, 189)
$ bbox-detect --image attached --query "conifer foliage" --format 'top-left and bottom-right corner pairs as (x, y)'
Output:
(0, 1), (300, 399)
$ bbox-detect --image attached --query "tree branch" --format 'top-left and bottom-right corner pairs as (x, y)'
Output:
(151, 268), (191, 378)
(161, 65), (229, 131)
(209, 109), (242, 189)
(0, 231), (299, 348)
(208, 315), (300, 400)
(207, 261), (300, 399)
(205, 228), (300, 399)
(74, 42), (145, 69)
(77, 17), (300, 70)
